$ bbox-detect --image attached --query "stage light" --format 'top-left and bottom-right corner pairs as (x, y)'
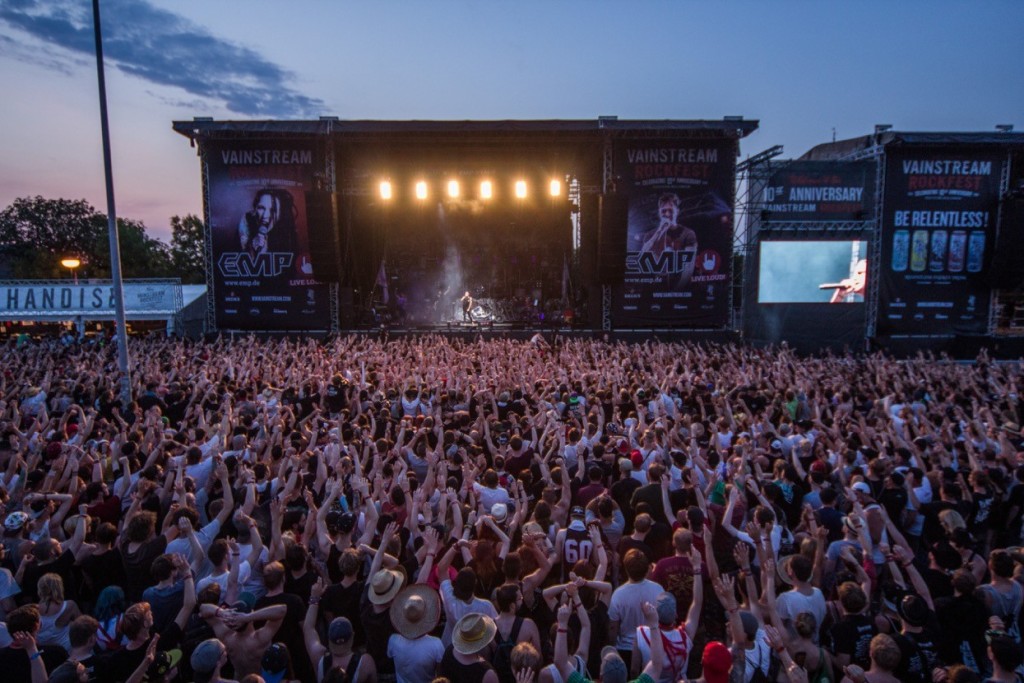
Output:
(448, 180), (460, 198)
(379, 181), (392, 200)
(480, 180), (493, 199)
(515, 180), (527, 199)
(415, 181), (428, 200)
(549, 179), (562, 197)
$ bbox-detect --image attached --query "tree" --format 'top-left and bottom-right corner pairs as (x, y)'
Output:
(0, 196), (105, 278)
(169, 214), (207, 284)
(0, 196), (173, 280)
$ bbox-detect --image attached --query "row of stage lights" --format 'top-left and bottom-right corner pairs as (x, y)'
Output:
(378, 178), (562, 201)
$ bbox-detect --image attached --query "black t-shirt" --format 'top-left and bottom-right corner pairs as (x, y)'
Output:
(120, 535), (168, 601)
(325, 384), (347, 413)
(0, 645), (67, 682)
(878, 488), (909, 531)
(256, 592), (312, 681)
(322, 580), (366, 647)
(894, 627), (941, 683)
(81, 547), (128, 598)
(830, 613), (877, 669)
(21, 549), (76, 602)
(360, 586), (396, 675)
(106, 622), (184, 683)
(284, 569), (318, 604)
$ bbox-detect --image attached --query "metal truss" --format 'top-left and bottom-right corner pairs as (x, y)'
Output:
(864, 151), (886, 340)
(601, 285), (612, 331)
(758, 221), (874, 234)
(199, 142), (217, 334)
(990, 149), (1014, 334)
(329, 283), (340, 333)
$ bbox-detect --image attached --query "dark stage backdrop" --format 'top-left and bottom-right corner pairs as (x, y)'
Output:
(878, 147), (1003, 339)
(206, 141), (331, 330)
(613, 139), (735, 326)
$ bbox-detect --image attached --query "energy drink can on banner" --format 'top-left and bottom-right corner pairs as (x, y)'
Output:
(948, 230), (966, 272)
(892, 230), (909, 272)
(929, 230), (947, 273)
(967, 231), (985, 273)
(910, 230), (928, 272)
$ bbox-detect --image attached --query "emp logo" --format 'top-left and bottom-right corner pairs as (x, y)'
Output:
(218, 252), (293, 277)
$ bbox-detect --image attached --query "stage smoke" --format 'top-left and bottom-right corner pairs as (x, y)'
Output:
(437, 202), (465, 317)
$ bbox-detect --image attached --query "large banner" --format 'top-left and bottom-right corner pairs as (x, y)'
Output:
(764, 161), (875, 222)
(879, 147), (1003, 338)
(206, 141), (330, 330)
(615, 140), (735, 326)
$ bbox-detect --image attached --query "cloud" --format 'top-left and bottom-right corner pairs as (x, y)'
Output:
(0, 0), (325, 117)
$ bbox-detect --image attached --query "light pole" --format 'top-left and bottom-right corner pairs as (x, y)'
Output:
(92, 0), (132, 407)
(60, 258), (81, 284)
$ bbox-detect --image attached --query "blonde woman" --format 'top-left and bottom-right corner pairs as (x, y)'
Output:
(35, 572), (81, 653)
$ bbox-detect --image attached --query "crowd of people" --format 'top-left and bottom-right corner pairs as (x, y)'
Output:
(0, 333), (1022, 683)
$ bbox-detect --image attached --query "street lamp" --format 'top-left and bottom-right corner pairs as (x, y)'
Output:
(60, 258), (81, 284)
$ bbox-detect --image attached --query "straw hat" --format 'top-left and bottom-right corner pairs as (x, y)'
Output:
(368, 568), (405, 605)
(777, 554), (797, 586)
(390, 584), (441, 639)
(452, 613), (497, 655)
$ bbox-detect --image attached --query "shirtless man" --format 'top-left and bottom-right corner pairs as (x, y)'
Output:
(199, 602), (286, 677)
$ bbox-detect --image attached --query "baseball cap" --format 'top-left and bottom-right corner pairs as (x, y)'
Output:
(191, 639), (226, 678)
(655, 592), (677, 625)
(3, 511), (28, 531)
(599, 646), (628, 683)
(337, 511), (356, 534)
(260, 642), (290, 683)
(851, 481), (871, 495)
(329, 617), (354, 644)
(147, 648), (183, 680)
(770, 440), (783, 451)
(570, 506), (585, 519)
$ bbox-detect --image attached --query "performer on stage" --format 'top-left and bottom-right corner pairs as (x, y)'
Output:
(460, 291), (474, 322)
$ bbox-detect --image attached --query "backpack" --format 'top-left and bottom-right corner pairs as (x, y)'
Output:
(492, 617), (524, 683)
(809, 647), (832, 683)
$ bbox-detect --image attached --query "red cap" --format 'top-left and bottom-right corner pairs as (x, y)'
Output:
(810, 460), (829, 474)
(702, 641), (732, 683)
(630, 450), (643, 467)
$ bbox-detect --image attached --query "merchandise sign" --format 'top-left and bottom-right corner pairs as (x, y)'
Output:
(206, 141), (330, 330)
(0, 281), (178, 318)
(614, 140), (735, 326)
(763, 161), (875, 222)
(878, 147), (1002, 338)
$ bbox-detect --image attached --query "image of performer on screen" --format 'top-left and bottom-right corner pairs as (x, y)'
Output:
(460, 291), (474, 322)
(239, 188), (298, 257)
(634, 193), (698, 257)
(823, 258), (868, 303)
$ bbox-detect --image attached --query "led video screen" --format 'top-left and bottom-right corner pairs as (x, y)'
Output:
(759, 240), (868, 303)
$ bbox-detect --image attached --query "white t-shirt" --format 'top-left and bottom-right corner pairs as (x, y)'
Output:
(165, 519), (221, 563)
(439, 579), (498, 646)
(775, 586), (826, 637)
(608, 579), (665, 650)
(196, 562), (251, 595)
(473, 483), (511, 512)
(388, 633), (445, 683)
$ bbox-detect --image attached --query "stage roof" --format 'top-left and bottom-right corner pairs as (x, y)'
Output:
(172, 117), (759, 142)
(800, 130), (1024, 161)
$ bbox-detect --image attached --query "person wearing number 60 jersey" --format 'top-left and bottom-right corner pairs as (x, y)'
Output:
(556, 507), (596, 580)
